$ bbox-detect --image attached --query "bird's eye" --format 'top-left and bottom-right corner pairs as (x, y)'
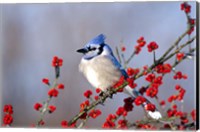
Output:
(91, 47), (96, 51)
(87, 46), (97, 51)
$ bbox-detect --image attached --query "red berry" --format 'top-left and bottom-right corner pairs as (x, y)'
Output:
(49, 105), (56, 113)
(172, 104), (177, 109)
(127, 67), (134, 76)
(61, 120), (68, 128)
(42, 78), (49, 85)
(116, 107), (126, 116)
(191, 109), (196, 121)
(80, 100), (90, 110)
(39, 120), (45, 126)
(180, 2), (191, 13)
(182, 74), (188, 79)
(168, 95), (176, 103)
(147, 41), (158, 52)
(134, 96), (146, 106)
(153, 76), (163, 86)
(48, 89), (59, 97)
(160, 100), (165, 106)
(155, 63), (172, 74)
(94, 96), (99, 100)
(89, 109), (102, 119)
(126, 78), (137, 89)
(137, 36), (144, 43)
(175, 84), (181, 90)
(139, 41), (146, 47)
(61, 120), (76, 128)
(188, 27), (194, 35)
(146, 87), (158, 98)
(57, 84), (64, 89)
(135, 45), (141, 54)
(96, 88), (101, 93)
(113, 76), (125, 92)
(176, 52), (184, 61)
(102, 120), (115, 128)
(180, 3), (185, 10)
(167, 109), (176, 117)
(121, 46), (126, 52)
(83, 90), (93, 98)
(52, 56), (63, 67)
(3, 114), (13, 125)
(34, 103), (43, 111)
(118, 119), (128, 129)
(145, 73), (155, 82)
(106, 114), (117, 122)
(190, 19), (195, 25)
(145, 103), (156, 112)
(3, 105), (13, 114)
(185, 5), (191, 13)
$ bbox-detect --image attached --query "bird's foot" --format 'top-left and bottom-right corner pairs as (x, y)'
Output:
(106, 89), (113, 99)
(98, 92), (106, 106)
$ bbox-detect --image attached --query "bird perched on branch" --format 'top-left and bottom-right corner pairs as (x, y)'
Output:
(77, 34), (162, 120)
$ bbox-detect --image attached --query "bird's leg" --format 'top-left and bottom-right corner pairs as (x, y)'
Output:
(97, 89), (113, 106)
(98, 91), (106, 106)
(99, 91), (105, 97)
(106, 88), (113, 99)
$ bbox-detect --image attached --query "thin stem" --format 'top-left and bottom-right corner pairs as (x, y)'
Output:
(126, 51), (136, 65)
(155, 96), (163, 115)
(115, 47), (122, 64)
(77, 116), (89, 128)
(121, 53), (127, 69)
(37, 96), (52, 126)
(158, 29), (189, 62)
(36, 70), (59, 127)
(188, 35), (192, 52)
(153, 51), (156, 64)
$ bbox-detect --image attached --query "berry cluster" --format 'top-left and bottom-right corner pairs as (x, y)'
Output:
(134, 36), (146, 54)
(173, 71), (188, 80)
(113, 76), (126, 92)
(2, 104), (13, 126)
(180, 2), (191, 13)
(168, 84), (186, 102)
(33, 56), (64, 126)
(180, 2), (196, 35)
(144, 73), (163, 98)
(52, 56), (63, 67)
(147, 41), (159, 52)
(126, 67), (140, 77)
(155, 63), (172, 74)
(102, 100), (131, 128)
(134, 96), (146, 106)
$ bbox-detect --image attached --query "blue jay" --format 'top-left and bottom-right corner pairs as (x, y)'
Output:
(77, 34), (162, 120)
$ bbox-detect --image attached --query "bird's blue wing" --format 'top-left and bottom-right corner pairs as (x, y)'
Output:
(108, 55), (128, 78)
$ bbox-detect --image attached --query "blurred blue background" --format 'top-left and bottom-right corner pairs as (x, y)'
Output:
(1, 2), (196, 128)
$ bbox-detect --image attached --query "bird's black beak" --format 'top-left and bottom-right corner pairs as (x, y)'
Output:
(76, 48), (88, 54)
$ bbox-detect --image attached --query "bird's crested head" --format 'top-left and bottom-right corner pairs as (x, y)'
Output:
(77, 34), (113, 60)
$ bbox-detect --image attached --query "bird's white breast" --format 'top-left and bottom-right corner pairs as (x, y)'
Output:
(79, 55), (122, 91)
